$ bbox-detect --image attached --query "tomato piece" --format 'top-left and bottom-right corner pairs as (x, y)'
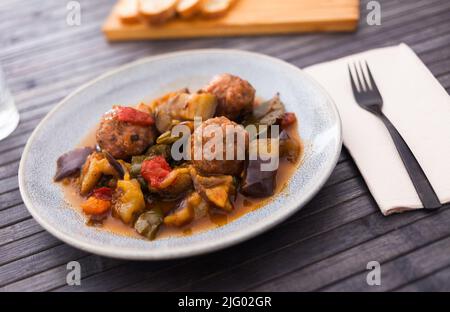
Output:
(280, 112), (297, 129)
(141, 156), (171, 189)
(116, 106), (154, 126)
(81, 196), (111, 215)
(93, 187), (113, 201)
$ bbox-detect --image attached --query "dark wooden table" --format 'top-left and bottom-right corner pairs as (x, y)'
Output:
(1, 0), (449, 292)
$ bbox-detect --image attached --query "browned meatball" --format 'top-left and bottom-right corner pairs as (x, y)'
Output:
(202, 74), (255, 121)
(96, 109), (155, 159)
(191, 117), (248, 176)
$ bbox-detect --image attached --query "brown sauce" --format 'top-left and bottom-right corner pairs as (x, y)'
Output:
(59, 122), (303, 241)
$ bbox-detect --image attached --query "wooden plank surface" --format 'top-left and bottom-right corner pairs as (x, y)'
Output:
(0, 0), (449, 291)
(103, 0), (360, 41)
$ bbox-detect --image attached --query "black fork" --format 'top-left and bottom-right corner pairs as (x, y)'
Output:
(348, 61), (441, 210)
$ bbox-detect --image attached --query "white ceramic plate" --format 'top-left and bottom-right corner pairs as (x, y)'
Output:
(19, 50), (342, 260)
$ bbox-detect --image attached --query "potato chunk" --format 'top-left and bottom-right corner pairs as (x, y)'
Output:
(190, 168), (235, 212)
(80, 152), (118, 195)
(113, 179), (146, 224)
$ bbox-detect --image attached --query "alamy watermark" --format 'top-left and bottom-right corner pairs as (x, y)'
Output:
(367, 1), (382, 26)
(66, 260), (81, 286)
(65, 1), (381, 27)
(66, 1), (81, 26)
(366, 261), (381, 286)
(170, 117), (281, 172)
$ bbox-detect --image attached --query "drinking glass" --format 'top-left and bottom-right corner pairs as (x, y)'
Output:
(0, 66), (19, 141)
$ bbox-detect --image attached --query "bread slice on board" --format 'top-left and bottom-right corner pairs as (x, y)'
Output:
(139, 0), (178, 24)
(177, 0), (205, 18)
(117, 0), (141, 24)
(201, 0), (236, 18)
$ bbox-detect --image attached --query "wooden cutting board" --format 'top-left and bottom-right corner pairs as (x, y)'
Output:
(103, 0), (360, 41)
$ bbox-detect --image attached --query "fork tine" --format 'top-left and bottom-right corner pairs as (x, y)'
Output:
(354, 61), (367, 91)
(348, 64), (359, 95)
(364, 61), (381, 96)
(358, 61), (371, 90)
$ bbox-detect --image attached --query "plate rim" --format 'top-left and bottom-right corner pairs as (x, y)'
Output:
(18, 49), (342, 260)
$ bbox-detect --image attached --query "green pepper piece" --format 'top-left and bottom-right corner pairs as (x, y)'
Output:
(130, 155), (147, 178)
(146, 144), (171, 159)
(134, 210), (164, 240)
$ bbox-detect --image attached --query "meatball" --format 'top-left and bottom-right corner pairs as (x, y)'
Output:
(96, 108), (155, 159)
(191, 117), (248, 176)
(202, 74), (255, 121)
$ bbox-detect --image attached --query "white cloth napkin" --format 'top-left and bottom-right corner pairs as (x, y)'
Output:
(304, 43), (450, 215)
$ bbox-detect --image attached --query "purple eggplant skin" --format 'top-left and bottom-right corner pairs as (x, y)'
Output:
(103, 150), (125, 179)
(54, 147), (94, 182)
(240, 158), (277, 198)
(95, 144), (125, 179)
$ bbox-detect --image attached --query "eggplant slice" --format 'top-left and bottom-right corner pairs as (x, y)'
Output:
(54, 147), (94, 181)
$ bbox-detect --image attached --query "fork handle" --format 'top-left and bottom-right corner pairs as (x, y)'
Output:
(379, 113), (441, 210)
